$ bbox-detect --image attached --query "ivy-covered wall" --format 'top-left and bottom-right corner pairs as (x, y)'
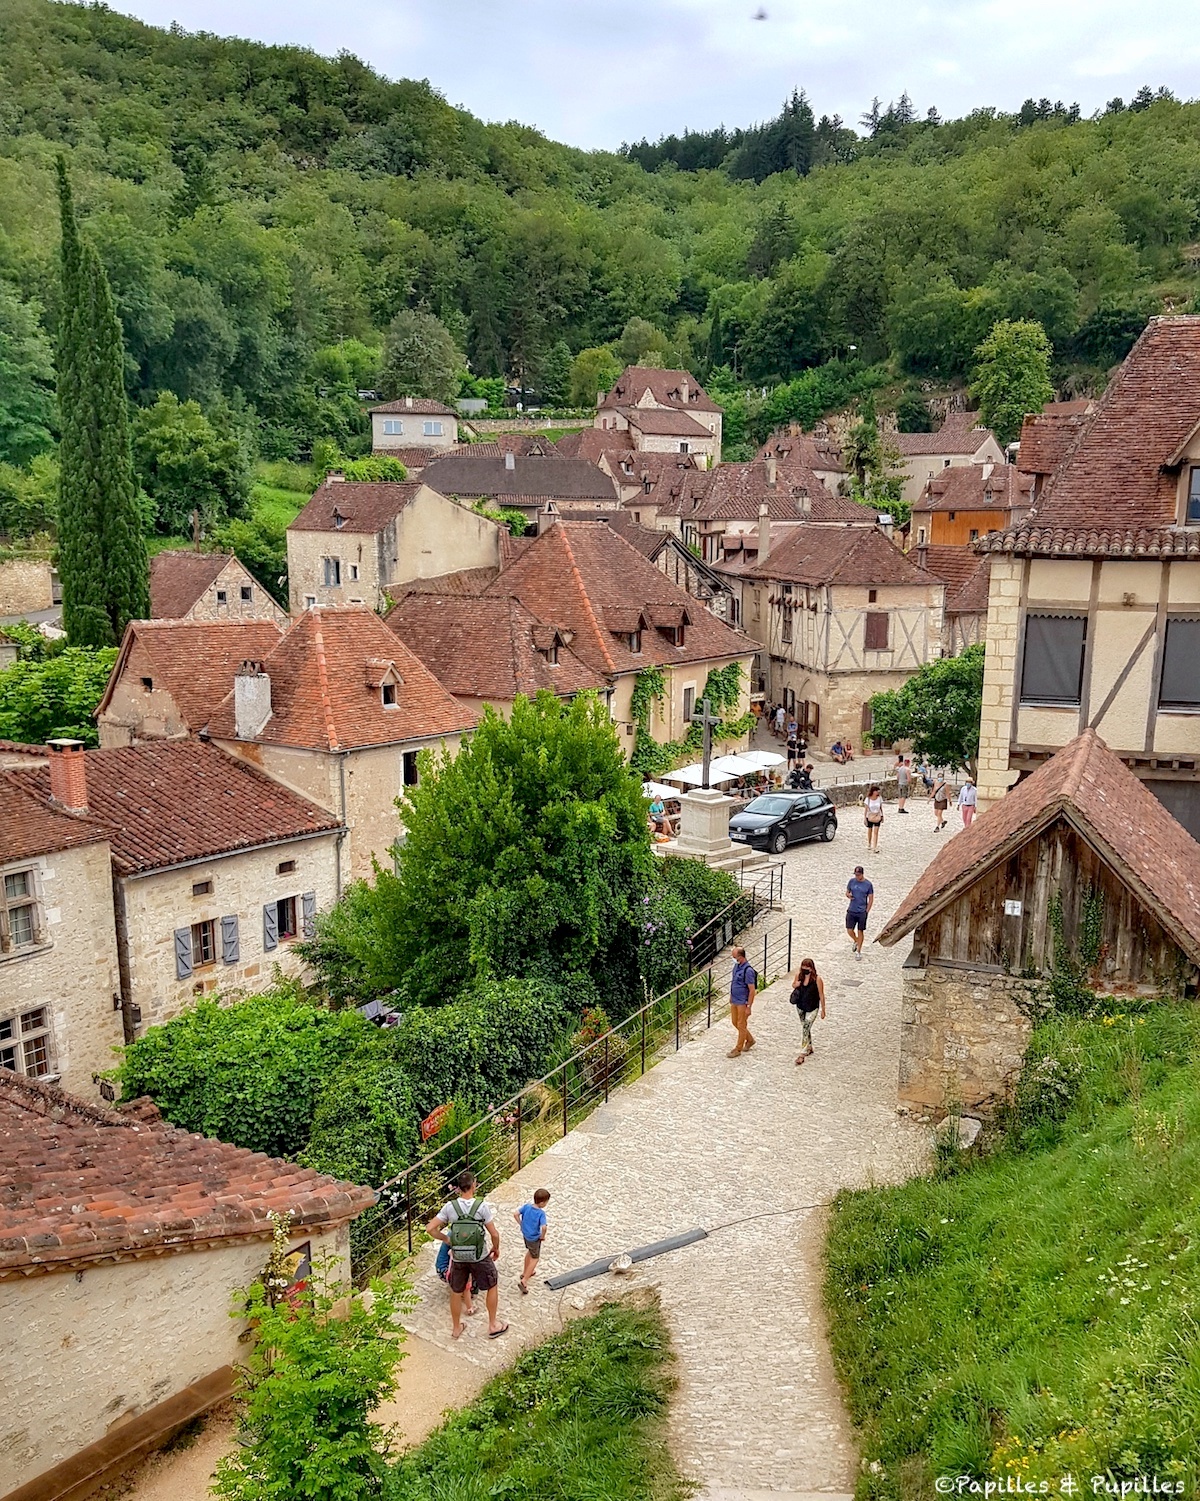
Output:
(630, 660), (754, 776)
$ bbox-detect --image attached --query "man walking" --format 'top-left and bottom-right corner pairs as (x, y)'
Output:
(845, 866), (874, 960)
(427, 1169), (508, 1341)
(728, 944), (757, 1056)
(958, 775), (978, 828)
(896, 757), (911, 813)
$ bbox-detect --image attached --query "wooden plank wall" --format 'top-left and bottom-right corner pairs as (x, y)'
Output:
(919, 817), (1189, 990)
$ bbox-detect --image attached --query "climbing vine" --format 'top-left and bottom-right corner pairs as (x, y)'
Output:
(630, 662), (754, 777)
(1044, 887), (1106, 1013)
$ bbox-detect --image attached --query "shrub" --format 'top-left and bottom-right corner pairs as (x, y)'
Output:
(657, 857), (740, 931)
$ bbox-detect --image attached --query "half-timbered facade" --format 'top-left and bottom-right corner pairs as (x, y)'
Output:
(742, 525), (945, 746)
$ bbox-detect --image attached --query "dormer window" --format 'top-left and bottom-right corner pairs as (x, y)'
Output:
(629, 631), (642, 654)
(382, 682), (397, 707)
(1187, 467), (1200, 525)
(545, 644), (559, 665)
(643, 479), (652, 493)
(333, 507), (346, 530)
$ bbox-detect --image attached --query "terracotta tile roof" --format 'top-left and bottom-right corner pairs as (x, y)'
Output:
(977, 526), (1200, 559)
(96, 620), (286, 732)
(598, 366), (722, 415)
(369, 397), (457, 416)
(385, 567), (499, 602)
(206, 607), (477, 751)
(0, 739), (48, 763)
(10, 740), (341, 875)
(751, 524), (936, 588)
(388, 594), (606, 702)
(639, 467), (714, 519)
(0, 1072), (375, 1276)
(893, 411), (997, 456)
(288, 480), (424, 534)
(486, 522), (752, 676)
(695, 460), (870, 524)
(1016, 409), (1090, 479)
(914, 463), (1033, 514)
(603, 450), (703, 488)
(917, 546), (992, 613)
(1024, 317), (1200, 532)
(618, 407), (714, 438)
(364, 446), (440, 471)
(0, 773), (108, 862)
(555, 428), (635, 462)
(756, 429), (847, 473)
(878, 730), (1200, 963)
(149, 551), (230, 619)
(419, 454), (618, 504)
(558, 514), (666, 556)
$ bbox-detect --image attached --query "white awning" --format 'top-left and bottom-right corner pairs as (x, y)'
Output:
(641, 781), (678, 800)
(663, 763), (740, 786)
(738, 750), (785, 769)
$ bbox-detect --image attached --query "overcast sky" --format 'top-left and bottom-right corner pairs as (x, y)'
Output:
(120, 0), (1200, 150)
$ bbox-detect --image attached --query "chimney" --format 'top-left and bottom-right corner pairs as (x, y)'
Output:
(765, 456), (777, 487)
(757, 503), (771, 563)
(47, 738), (88, 814)
(982, 462), (994, 481)
(405, 395), (413, 408)
(324, 470), (345, 487)
(505, 450), (516, 471)
(234, 660), (272, 741)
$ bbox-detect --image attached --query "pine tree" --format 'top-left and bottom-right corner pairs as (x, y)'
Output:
(55, 160), (148, 646)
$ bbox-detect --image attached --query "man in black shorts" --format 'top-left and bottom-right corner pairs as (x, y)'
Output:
(427, 1169), (508, 1340)
(845, 865), (874, 960)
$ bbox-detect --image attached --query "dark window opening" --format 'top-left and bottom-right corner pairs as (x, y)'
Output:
(629, 630), (642, 654)
(868, 589), (878, 603)
(277, 858), (296, 875)
(1020, 614), (1087, 705)
(216, 589), (227, 604)
(402, 750), (420, 787)
(240, 585), (252, 601)
(1159, 617), (1200, 709)
(323, 557), (341, 587)
(276, 896), (298, 942)
(382, 682), (397, 706)
(683, 686), (695, 722)
(192, 879), (212, 897)
(191, 919), (216, 967)
(141, 676), (153, 691)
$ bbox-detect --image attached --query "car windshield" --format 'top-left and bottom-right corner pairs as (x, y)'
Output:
(743, 796), (796, 816)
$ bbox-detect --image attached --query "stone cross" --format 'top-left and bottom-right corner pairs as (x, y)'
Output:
(691, 695), (720, 789)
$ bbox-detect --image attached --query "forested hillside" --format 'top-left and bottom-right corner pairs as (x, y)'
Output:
(1, 0), (1200, 473)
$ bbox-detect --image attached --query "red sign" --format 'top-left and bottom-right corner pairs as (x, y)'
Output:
(420, 1102), (452, 1141)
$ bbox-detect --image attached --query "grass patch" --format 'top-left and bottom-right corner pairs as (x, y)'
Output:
(249, 483), (309, 530)
(386, 1296), (686, 1501)
(826, 1001), (1200, 1496)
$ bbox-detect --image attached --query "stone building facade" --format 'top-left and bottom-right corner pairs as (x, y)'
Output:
(148, 551), (286, 624)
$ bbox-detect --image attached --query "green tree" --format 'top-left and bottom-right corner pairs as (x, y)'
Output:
(55, 161), (148, 646)
(213, 1228), (406, 1501)
(538, 338), (573, 406)
(868, 643), (985, 771)
(970, 319), (1055, 447)
(132, 391), (249, 535)
(0, 646), (117, 745)
(0, 454), (58, 538)
(569, 346), (620, 407)
(379, 309), (461, 405)
(895, 387), (933, 432)
(0, 284), (56, 467)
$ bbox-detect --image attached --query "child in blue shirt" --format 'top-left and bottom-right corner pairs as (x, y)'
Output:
(513, 1188), (551, 1294)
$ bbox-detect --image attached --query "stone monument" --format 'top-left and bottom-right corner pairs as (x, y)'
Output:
(668, 697), (768, 872)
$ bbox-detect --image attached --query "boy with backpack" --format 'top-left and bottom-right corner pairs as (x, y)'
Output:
(427, 1169), (508, 1340)
(513, 1187), (551, 1294)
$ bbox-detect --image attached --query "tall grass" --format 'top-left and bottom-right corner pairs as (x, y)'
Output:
(826, 1002), (1200, 1497)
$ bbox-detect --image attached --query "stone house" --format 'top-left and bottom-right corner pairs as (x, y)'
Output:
(286, 477), (504, 612)
(878, 730), (1200, 1116)
(975, 317), (1200, 837)
(148, 550), (286, 624)
(206, 606), (478, 883)
(369, 395), (459, 453)
(0, 745), (123, 1099)
(8, 738), (343, 1034)
(909, 463), (1033, 549)
(915, 546), (991, 654)
(96, 619), (286, 746)
(595, 366), (723, 465)
(755, 428), (848, 493)
(893, 411), (1004, 504)
(0, 1070), (372, 1500)
(418, 451), (621, 532)
(1014, 399), (1096, 505)
(742, 523), (945, 745)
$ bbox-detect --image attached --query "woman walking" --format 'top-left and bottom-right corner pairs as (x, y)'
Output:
(931, 772), (949, 831)
(958, 775), (978, 828)
(863, 784), (884, 851)
(790, 959), (826, 1065)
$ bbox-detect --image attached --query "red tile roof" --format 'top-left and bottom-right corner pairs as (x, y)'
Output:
(289, 480), (425, 534)
(1024, 317), (1200, 532)
(0, 773), (108, 863)
(555, 428), (636, 462)
(751, 524), (936, 588)
(388, 594), (606, 702)
(364, 446), (440, 471)
(11, 740), (341, 875)
(598, 366), (722, 415)
(619, 407), (714, 438)
(878, 730), (1200, 963)
(914, 463), (1033, 515)
(369, 397), (457, 416)
(419, 454), (618, 504)
(893, 411), (997, 457)
(1016, 408), (1091, 478)
(917, 546), (992, 613)
(0, 1072), (374, 1277)
(486, 522), (752, 676)
(977, 526), (1200, 559)
(385, 567), (500, 601)
(696, 460), (870, 524)
(96, 620), (286, 731)
(148, 551), (229, 619)
(206, 606), (477, 751)
(756, 429), (847, 473)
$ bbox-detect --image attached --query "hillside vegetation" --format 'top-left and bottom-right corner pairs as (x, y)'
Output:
(1, 0), (1200, 474)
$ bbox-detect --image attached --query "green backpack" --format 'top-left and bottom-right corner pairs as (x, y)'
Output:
(447, 1198), (488, 1263)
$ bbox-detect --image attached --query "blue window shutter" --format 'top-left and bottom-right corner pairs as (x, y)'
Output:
(174, 927), (193, 980)
(301, 891), (316, 939)
(221, 914), (240, 965)
(263, 902), (278, 951)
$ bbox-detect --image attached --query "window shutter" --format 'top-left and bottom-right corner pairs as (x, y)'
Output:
(263, 902), (278, 952)
(301, 891), (316, 939)
(174, 927), (193, 980)
(1159, 618), (1200, 708)
(221, 914), (240, 965)
(1020, 615), (1087, 704)
(865, 612), (890, 650)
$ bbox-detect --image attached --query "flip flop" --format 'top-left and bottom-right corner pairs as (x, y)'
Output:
(795, 1055), (805, 1066)
(518, 1280), (528, 1295)
(451, 1327), (465, 1340)
(489, 1323), (510, 1338)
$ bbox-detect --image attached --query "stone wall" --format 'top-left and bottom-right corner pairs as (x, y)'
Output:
(0, 1223), (346, 1496)
(898, 961), (1039, 1116)
(178, 558), (287, 624)
(0, 557), (53, 614)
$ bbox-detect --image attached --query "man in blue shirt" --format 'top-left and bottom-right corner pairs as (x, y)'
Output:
(845, 866), (875, 960)
(728, 944), (758, 1057)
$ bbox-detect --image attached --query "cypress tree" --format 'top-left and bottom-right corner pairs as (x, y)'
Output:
(56, 160), (148, 646)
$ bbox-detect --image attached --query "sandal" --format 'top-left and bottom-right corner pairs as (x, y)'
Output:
(518, 1279), (528, 1295)
(795, 1055), (805, 1066)
(488, 1323), (510, 1338)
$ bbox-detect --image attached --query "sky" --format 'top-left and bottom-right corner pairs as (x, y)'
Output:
(118, 0), (1200, 150)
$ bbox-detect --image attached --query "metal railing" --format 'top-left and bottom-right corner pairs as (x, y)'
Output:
(352, 907), (795, 1282)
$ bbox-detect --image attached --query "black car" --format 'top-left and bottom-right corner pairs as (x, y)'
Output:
(728, 790), (837, 854)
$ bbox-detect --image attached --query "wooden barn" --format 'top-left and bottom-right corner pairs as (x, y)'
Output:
(878, 730), (1200, 1115)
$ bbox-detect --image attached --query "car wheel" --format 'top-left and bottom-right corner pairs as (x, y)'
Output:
(822, 818), (837, 842)
(770, 829), (788, 854)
